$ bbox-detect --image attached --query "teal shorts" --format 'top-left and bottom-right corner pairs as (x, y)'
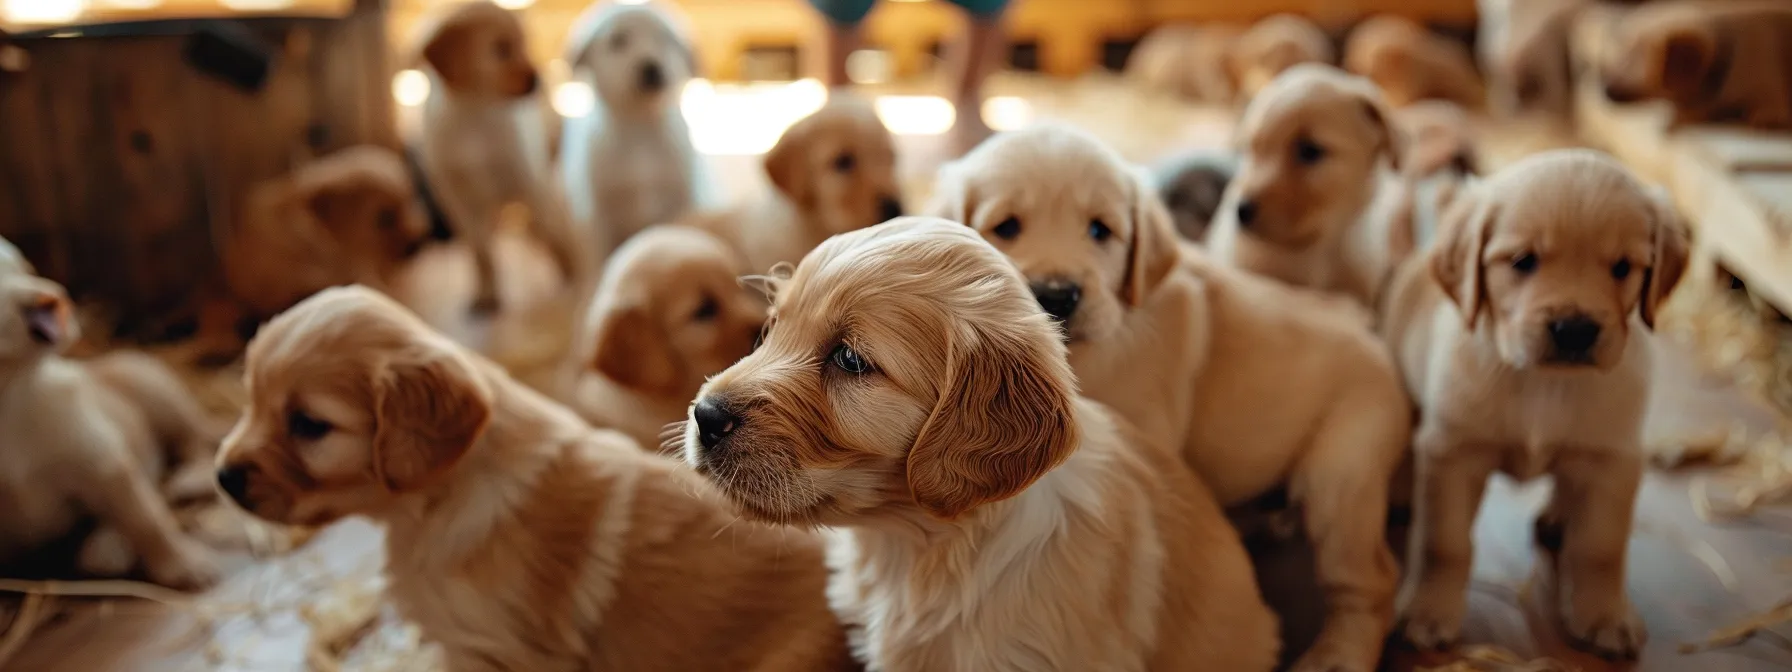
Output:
(809, 0), (1009, 26)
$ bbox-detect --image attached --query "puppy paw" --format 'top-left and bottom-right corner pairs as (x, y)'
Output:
(1398, 589), (1467, 650)
(146, 540), (223, 592)
(77, 527), (136, 577)
(163, 461), (218, 504)
(1561, 593), (1645, 659)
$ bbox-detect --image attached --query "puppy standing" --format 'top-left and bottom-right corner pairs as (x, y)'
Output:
(1601, 0), (1792, 130)
(1345, 15), (1485, 109)
(1231, 14), (1336, 102)
(682, 218), (1280, 672)
(217, 286), (854, 672)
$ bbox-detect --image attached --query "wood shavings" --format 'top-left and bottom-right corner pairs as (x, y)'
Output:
(1649, 424), (1756, 468)
(302, 575), (386, 672)
(1691, 431), (1792, 522)
(1416, 645), (1578, 671)
(1681, 597), (1792, 654)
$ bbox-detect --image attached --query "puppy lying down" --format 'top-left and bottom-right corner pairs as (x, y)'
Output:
(680, 217), (1280, 672)
(218, 286), (854, 672)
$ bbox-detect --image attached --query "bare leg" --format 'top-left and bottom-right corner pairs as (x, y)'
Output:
(946, 13), (1004, 153)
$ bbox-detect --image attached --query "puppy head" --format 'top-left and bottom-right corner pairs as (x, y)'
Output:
(1343, 15), (1429, 106)
(0, 270), (78, 361)
(764, 97), (904, 235)
(681, 217), (1078, 526)
(1231, 14), (1336, 100)
(216, 286), (493, 526)
(566, 2), (695, 112)
(297, 147), (433, 266)
(1152, 151), (1237, 242)
(928, 125), (1180, 344)
(1430, 149), (1688, 370)
(1221, 64), (1406, 249)
(584, 225), (765, 397)
(0, 236), (35, 276)
(413, 1), (539, 99)
(1601, 8), (1719, 106)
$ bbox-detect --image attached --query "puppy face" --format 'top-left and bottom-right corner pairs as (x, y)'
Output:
(681, 218), (1077, 525)
(1431, 150), (1689, 369)
(1222, 65), (1405, 249)
(764, 98), (904, 235)
(0, 271), (77, 361)
(586, 226), (765, 396)
(216, 287), (492, 526)
(1601, 10), (1719, 107)
(928, 126), (1180, 344)
(569, 4), (694, 111)
(1231, 14), (1336, 100)
(418, 2), (539, 99)
(298, 148), (433, 266)
(1153, 152), (1237, 241)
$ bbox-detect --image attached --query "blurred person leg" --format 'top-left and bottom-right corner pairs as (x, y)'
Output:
(942, 0), (1009, 152)
(810, 0), (879, 88)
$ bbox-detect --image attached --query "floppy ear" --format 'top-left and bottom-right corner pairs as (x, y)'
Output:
(418, 21), (469, 88)
(906, 326), (1078, 521)
(1658, 26), (1715, 97)
(1639, 194), (1690, 329)
(591, 304), (682, 393)
(372, 349), (491, 492)
(1430, 186), (1494, 328)
(763, 126), (811, 206)
(1359, 91), (1407, 172)
(923, 160), (975, 224)
(1122, 175), (1182, 306)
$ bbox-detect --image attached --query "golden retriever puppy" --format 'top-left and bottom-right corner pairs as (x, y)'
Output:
(931, 126), (1409, 672)
(217, 286), (854, 672)
(1207, 65), (1411, 308)
(679, 217), (1280, 672)
(1231, 14), (1336, 102)
(0, 267), (220, 589)
(569, 225), (765, 450)
(412, 0), (582, 312)
(1477, 0), (1589, 116)
(1345, 15), (1485, 109)
(1601, 0), (1792, 130)
(1382, 150), (1685, 658)
(688, 97), (903, 276)
(1126, 24), (1245, 103)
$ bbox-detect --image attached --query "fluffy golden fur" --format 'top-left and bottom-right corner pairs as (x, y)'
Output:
(217, 286), (853, 672)
(1379, 150), (1687, 659)
(1601, 0), (1792, 130)
(1231, 14), (1337, 102)
(1344, 15), (1485, 109)
(1126, 24), (1245, 103)
(931, 126), (1408, 672)
(680, 218), (1279, 671)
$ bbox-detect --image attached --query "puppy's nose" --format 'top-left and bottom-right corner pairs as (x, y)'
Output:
(1235, 199), (1259, 228)
(639, 61), (665, 92)
(877, 196), (904, 223)
(1031, 280), (1082, 324)
(216, 465), (251, 507)
(693, 397), (741, 452)
(1548, 316), (1601, 356)
(21, 294), (65, 346)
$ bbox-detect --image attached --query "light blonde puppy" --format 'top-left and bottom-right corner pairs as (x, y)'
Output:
(680, 218), (1280, 672)
(217, 286), (854, 672)
(1345, 15), (1485, 109)
(1126, 24), (1245, 103)
(1231, 14), (1336, 102)
(932, 126), (1409, 672)
(569, 225), (765, 450)
(1601, 0), (1792, 130)
(1380, 149), (1686, 659)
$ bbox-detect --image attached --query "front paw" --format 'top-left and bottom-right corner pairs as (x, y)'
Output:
(146, 540), (222, 592)
(1399, 586), (1467, 650)
(1561, 593), (1645, 659)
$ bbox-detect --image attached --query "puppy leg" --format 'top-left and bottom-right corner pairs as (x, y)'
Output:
(470, 229), (502, 314)
(528, 186), (587, 283)
(77, 438), (219, 591)
(1546, 450), (1646, 659)
(1399, 427), (1500, 650)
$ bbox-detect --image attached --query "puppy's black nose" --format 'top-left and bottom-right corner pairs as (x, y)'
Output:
(217, 465), (251, 506)
(1548, 316), (1601, 356)
(877, 196), (904, 223)
(1235, 199), (1259, 228)
(693, 397), (740, 452)
(1031, 281), (1082, 324)
(639, 61), (665, 92)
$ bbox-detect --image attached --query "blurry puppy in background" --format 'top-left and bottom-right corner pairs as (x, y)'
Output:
(1345, 15), (1485, 109)
(561, 0), (708, 261)
(1601, 0), (1792, 130)
(1477, 0), (1590, 116)
(412, 0), (581, 313)
(1151, 151), (1237, 242)
(1380, 150), (1686, 658)
(1231, 14), (1336, 102)
(1127, 24), (1245, 103)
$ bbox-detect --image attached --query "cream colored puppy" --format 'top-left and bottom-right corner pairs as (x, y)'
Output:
(932, 126), (1409, 672)
(217, 286), (854, 672)
(1231, 14), (1336, 102)
(1380, 150), (1686, 659)
(681, 218), (1280, 672)
(1477, 0), (1590, 116)
(1345, 15), (1486, 109)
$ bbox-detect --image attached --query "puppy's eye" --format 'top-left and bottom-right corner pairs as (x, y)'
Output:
(1294, 137), (1326, 166)
(1610, 259), (1632, 280)
(992, 216), (1022, 240)
(1512, 253), (1539, 274)
(610, 32), (629, 52)
(377, 208), (399, 231)
(1088, 219), (1112, 243)
(288, 410), (331, 441)
(692, 295), (719, 322)
(829, 343), (870, 375)
(832, 152), (856, 174)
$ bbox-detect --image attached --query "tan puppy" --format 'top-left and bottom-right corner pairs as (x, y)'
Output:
(687, 97), (901, 276)
(1477, 0), (1589, 116)
(1380, 150), (1685, 659)
(569, 225), (765, 450)
(1207, 65), (1410, 308)
(1231, 14), (1336, 102)
(0, 264), (219, 589)
(931, 126), (1409, 672)
(1345, 15), (1485, 109)
(1126, 24), (1245, 103)
(1601, 0), (1792, 130)
(216, 286), (854, 672)
(680, 217), (1280, 672)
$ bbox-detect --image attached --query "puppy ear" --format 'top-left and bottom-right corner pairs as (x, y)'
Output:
(923, 160), (975, 224)
(1122, 175), (1182, 306)
(1640, 194), (1690, 329)
(418, 21), (469, 88)
(373, 349), (491, 492)
(1659, 26), (1715, 97)
(591, 304), (682, 393)
(1430, 186), (1494, 328)
(906, 326), (1078, 521)
(763, 126), (811, 206)
(1359, 91), (1407, 172)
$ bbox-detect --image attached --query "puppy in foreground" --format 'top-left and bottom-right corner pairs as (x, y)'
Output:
(933, 126), (1409, 672)
(681, 218), (1280, 671)
(217, 286), (853, 672)
(1380, 150), (1685, 658)
(1345, 15), (1485, 109)
(1231, 14), (1336, 102)
(1601, 0), (1792, 130)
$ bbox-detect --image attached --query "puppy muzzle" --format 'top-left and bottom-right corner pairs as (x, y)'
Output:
(1542, 314), (1602, 366)
(1029, 279), (1082, 327)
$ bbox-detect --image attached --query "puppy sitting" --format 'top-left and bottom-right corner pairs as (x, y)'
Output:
(932, 126), (1410, 672)
(1381, 150), (1686, 658)
(569, 225), (765, 450)
(1150, 150), (1237, 242)
(1231, 14), (1336, 102)
(1601, 0), (1792, 130)
(682, 217), (1280, 672)
(1345, 15), (1485, 109)
(217, 286), (853, 672)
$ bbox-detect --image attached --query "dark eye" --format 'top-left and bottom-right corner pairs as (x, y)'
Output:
(1611, 259), (1632, 280)
(829, 343), (870, 374)
(288, 409), (331, 441)
(692, 295), (719, 321)
(992, 216), (1022, 240)
(1088, 219), (1112, 243)
(1512, 253), (1538, 274)
(832, 152), (856, 174)
(377, 208), (398, 231)
(1294, 137), (1326, 166)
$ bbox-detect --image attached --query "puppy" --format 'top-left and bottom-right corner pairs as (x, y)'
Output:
(217, 286), (854, 672)
(1380, 149), (1687, 658)
(688, 97), (903, 276)
(0, 263), (219, 589)
(1345, 15), (1486, 109)
(1231, 14), (1336, 102)
(561, 0), (709, 261)
(1207, 65), (1411, 308)
(412, 0), (583, 312)
(681, 217), (1280, 672)
(569, 225), (765, 450)
(1601, 0), (1792, 130)
(1127, 24), (1245, 103)
(931, 126), (1410, 672)
(1150, 150), (1236, 242)
(1477, 0), (1590, 116)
